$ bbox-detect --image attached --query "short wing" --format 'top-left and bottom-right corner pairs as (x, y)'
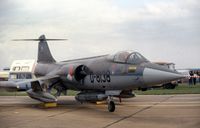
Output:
(0, 81), (20, 91)
(0, 75), (60, 91)
(0, 75), (61, 103)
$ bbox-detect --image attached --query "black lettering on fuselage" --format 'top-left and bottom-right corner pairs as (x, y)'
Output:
(90, 71), (111, 83)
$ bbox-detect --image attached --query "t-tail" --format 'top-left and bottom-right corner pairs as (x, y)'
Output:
(13, 34), (67, 63)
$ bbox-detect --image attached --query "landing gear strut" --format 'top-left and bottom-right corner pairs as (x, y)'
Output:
(107, 96), (115, 112)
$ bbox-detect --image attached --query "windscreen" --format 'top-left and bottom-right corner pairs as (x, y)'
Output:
(113, 51), (148, 64)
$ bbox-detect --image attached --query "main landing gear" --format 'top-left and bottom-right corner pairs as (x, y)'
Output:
(107, 96), (115, 112)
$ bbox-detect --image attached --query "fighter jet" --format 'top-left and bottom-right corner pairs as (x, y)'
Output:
(0, 35), (184, 112)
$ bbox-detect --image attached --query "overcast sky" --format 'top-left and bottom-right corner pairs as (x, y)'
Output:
(0, 0), (199, 69)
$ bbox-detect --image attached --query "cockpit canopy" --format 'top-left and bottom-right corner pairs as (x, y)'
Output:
(110, 51), (149, 64)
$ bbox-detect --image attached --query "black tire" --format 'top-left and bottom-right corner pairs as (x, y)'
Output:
(169, 84), (176, 89)
(108, 101), (115, 112)
(163, 83), (176, 89)
(141, 88), (147, 91)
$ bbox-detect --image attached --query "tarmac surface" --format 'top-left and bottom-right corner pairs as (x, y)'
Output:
(0, 94), (200, 128)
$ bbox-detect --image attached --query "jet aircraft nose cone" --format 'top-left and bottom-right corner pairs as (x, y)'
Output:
(143, 68), (185, 85)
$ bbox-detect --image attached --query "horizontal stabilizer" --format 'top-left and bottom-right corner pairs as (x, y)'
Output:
(12, 39), (67, 41)
(13, 35), (67, 63)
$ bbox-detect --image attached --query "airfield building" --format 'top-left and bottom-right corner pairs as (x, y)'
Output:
(9, 60), (36, 81)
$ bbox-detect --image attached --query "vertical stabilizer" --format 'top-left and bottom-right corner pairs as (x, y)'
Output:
(37, 35), (56, 63)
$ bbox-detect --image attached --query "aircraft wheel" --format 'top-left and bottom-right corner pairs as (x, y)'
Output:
(163, 83), (176, 89)
(108, 101), (115, 112)
(141, 88), (147, 91)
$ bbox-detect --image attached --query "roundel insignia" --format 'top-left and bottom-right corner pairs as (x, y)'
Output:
(111, 64), (116, 75)
(67, 65), (74, 81)
(69, 65), (74, 76)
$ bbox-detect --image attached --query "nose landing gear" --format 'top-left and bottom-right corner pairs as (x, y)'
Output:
(108, 101), (115, 112)
(107, 96), (115, 112)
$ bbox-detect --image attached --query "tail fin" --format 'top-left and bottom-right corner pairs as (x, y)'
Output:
(12, 34), (67, 63)
(37, 35), (56, 63)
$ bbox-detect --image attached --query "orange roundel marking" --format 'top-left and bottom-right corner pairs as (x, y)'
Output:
(111, 64), (116, 74)
(69, 65), (74, 76)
